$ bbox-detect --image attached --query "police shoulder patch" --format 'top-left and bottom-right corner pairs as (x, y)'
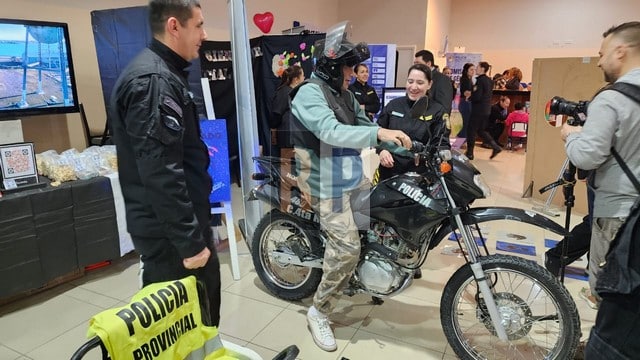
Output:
(162, 96), (183, 118)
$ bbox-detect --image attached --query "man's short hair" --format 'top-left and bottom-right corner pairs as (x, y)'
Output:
(149, 0), (201, 35)
(603, 21), (640, 49)
(478, 61), (491, 73)
(415, 50), (435, 65)
(514, 102), (525, 111)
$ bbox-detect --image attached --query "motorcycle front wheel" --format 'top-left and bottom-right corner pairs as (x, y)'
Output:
(251, 210), (323, 300)
(440, 254), (580, 360)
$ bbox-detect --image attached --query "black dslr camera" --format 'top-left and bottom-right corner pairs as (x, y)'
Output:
(548, 96), (592, 180)
(548, 97), (590, 126)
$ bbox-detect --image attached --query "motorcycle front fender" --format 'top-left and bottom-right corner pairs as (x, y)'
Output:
(430, 206), (568, 249)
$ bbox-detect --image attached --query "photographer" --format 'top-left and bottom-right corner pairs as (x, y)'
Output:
(560, 21), (640, 359)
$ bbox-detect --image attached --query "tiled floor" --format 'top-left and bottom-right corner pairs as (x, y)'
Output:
(0, 146), (597, 360)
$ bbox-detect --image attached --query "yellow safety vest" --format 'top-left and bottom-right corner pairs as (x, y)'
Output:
(87, 276), (240, 360)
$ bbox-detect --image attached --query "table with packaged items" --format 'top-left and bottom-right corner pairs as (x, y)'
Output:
(0, 145), (128, 303)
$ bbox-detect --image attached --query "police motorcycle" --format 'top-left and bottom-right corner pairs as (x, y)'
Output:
(247, 23), (580, 360)
(249, 125), (581, 359)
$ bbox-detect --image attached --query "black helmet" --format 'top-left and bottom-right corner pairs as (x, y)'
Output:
(313, 21), (370, 91)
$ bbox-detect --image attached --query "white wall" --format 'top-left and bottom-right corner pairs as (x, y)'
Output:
(449, 0), (640, 83)
(425, 0), (452, 69)
(338, 0), (427, 50)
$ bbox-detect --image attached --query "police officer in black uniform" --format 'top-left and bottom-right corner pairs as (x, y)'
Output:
(109, 0), (221, 326)
(348, 63), (380, 120)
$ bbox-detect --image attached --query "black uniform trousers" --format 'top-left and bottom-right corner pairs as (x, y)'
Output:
(466, 109), (500, 156)
(133, 222), (221, 327)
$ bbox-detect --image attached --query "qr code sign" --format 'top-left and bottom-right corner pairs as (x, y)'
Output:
(1, 145), (35, 178)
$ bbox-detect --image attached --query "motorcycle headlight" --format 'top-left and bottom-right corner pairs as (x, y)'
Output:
(438, 149), (452, 161)
(473, 174), (491, 198)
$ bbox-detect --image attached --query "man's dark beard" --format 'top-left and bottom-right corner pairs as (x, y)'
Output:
(604, 71), (615, 83)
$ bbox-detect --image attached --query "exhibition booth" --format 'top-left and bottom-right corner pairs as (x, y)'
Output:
(0, 5), (594, 306)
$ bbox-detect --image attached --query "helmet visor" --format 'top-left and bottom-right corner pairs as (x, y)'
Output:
(323, 21), (349, 59)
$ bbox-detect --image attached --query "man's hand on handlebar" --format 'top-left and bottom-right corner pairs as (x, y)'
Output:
(377, 128), (411, 149)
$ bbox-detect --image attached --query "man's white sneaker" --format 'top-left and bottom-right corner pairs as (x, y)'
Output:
(306, 307), (337, 352)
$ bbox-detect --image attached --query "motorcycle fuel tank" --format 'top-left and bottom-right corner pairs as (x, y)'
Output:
(357, 173), (449, 245)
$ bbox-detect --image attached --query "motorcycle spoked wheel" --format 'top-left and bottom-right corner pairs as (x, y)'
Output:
(440, 254), (580, 360)
(251, 210), (323, 300)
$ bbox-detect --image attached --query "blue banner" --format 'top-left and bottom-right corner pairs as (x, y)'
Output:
(200, 119), (231, 203)
(362, 44), (396, 99)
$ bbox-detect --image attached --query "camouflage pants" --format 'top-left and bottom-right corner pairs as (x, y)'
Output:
(306, 180), (369, 316)
(294, 148), (370, 315)
(309, 188), (365, 315)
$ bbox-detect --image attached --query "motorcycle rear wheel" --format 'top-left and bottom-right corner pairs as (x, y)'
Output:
(251, 210), (323, 300)
(440, 254), (580, 360)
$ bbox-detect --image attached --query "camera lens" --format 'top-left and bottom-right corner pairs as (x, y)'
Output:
(549, 96), (578, 116)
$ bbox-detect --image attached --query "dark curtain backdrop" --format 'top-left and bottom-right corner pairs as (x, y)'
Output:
(199, 33), (323, 158)
(199, 38), (262, 164)
(258, 34), (324, 155)
(91, 6), (205, 120)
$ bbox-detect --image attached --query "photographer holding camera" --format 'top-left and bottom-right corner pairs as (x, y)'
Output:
(560, 22), (640, 359)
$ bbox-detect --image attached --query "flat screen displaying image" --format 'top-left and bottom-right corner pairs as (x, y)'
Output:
(381, 87), (406, 108)
(0, 18), (79, 120)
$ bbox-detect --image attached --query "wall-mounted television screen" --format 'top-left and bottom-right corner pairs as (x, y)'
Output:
(0, 18), (79, 120)
(381, 87), (406, 108)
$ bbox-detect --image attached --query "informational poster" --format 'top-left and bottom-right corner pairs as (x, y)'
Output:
(445, 52), (482, 110)
(200, 119), (231, 203)
(358, 44), (396, 119)
(367, 44), (397, 91)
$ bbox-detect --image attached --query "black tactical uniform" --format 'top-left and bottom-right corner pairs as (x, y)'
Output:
(110, 39), (220, 326)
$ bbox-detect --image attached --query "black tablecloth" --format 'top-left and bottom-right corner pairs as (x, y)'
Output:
(0, 177), (120, 298)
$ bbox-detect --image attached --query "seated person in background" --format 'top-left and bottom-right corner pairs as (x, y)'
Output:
(442, 66), (457, 96)
(505, 101), (529, 138)
(485, 95), (510, 146)
(493, 74), (507, 90)
(348, 63), (380, 121)
(376, 63), (451, 182)
(505, 67), (523, 90)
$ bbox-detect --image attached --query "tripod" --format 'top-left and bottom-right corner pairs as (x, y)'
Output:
(537, 158), (580, 283)
(532, 158), (569, 217)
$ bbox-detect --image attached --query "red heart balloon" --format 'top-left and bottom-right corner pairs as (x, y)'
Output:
(253, 12), (274, 34)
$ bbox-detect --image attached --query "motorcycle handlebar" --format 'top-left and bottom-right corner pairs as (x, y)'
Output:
(410, 140), (453, 162)
(411, 140), (426, 153)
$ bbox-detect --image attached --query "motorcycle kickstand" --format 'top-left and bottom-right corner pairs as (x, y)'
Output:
(371, 296), (384, 305)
